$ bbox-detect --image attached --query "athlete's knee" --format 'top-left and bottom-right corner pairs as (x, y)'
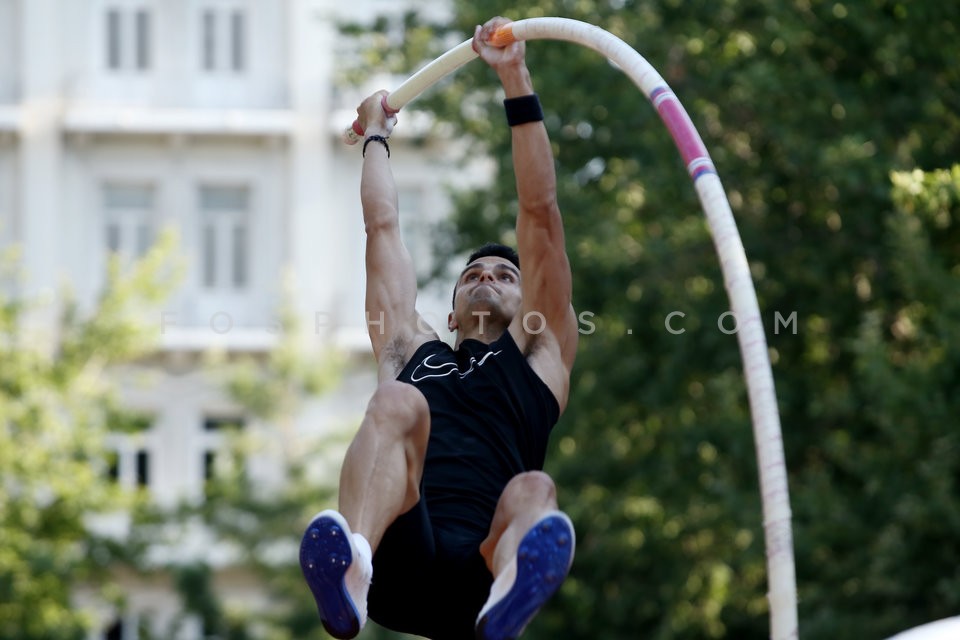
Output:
(365, 380), (429, 441)
(502, 471), (557, 509)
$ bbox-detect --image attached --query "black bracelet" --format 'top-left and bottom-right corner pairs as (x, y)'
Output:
(363, 135), (390, 158)
(503, 94), (544, 127)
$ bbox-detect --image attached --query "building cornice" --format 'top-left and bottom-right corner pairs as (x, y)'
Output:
(62, 106), (297, 137)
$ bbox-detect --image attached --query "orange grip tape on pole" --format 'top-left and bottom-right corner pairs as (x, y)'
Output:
(488, 24), (517, 47)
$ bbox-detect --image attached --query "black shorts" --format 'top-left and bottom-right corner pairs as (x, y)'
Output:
(367, 497), (494, 640)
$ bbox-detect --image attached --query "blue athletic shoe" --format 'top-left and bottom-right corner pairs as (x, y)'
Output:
(475, 511), (575, 640)
(299, 510), (372, 639)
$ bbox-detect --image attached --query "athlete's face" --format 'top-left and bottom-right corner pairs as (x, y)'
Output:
(449, 256), (522, 333)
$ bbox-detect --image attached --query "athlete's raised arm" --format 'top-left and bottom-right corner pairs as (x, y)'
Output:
(356, 91), (437, 379)
(473, 18), (579, 407)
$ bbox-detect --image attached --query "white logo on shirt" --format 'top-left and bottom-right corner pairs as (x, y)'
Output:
(409, 350), (502, 383)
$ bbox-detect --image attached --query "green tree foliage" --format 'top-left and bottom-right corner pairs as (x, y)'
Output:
(800, 166), (960, 637)
(0, 233), (180, 640)
(343, 1), (958, 638)
(0, 236), (347, 640)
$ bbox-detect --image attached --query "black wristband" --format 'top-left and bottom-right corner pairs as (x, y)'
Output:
(503, 94), (544, 127)
(362, 135), (390, 158)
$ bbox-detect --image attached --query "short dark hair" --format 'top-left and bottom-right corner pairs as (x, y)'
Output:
(452, 243), (520, 308)
(466, 243), (520, 270)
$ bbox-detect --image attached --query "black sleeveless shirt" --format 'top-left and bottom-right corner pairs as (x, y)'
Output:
(396, 330), (561, 541)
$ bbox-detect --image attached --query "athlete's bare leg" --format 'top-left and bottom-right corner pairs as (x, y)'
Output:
(480, 471), (559, 575)
(339, 380), (430, 550)
(300, 380), (430, 639)
(476, 471), (575, 640)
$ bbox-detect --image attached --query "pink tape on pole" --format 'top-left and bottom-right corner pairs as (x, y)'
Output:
(650, 86), (715, 181)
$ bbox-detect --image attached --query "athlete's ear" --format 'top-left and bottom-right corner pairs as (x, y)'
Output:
(447, 311), (458, 333)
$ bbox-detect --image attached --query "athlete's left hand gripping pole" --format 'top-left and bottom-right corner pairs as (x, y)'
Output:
(341, 23), (518, 144)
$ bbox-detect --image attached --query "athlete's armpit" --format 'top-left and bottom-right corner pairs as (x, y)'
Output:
(380, 334), (411, 378)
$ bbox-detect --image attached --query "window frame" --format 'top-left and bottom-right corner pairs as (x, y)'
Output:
(102, 182), (156, 268)
(198, 4), (247, 73)
(103, 5), (154, 73)
(198, 184), (251, 292)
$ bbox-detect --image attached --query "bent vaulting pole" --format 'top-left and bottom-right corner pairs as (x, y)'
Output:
(347, 17), (798, 640)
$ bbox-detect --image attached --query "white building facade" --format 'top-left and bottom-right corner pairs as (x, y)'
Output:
(0, 0), (474, 637)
